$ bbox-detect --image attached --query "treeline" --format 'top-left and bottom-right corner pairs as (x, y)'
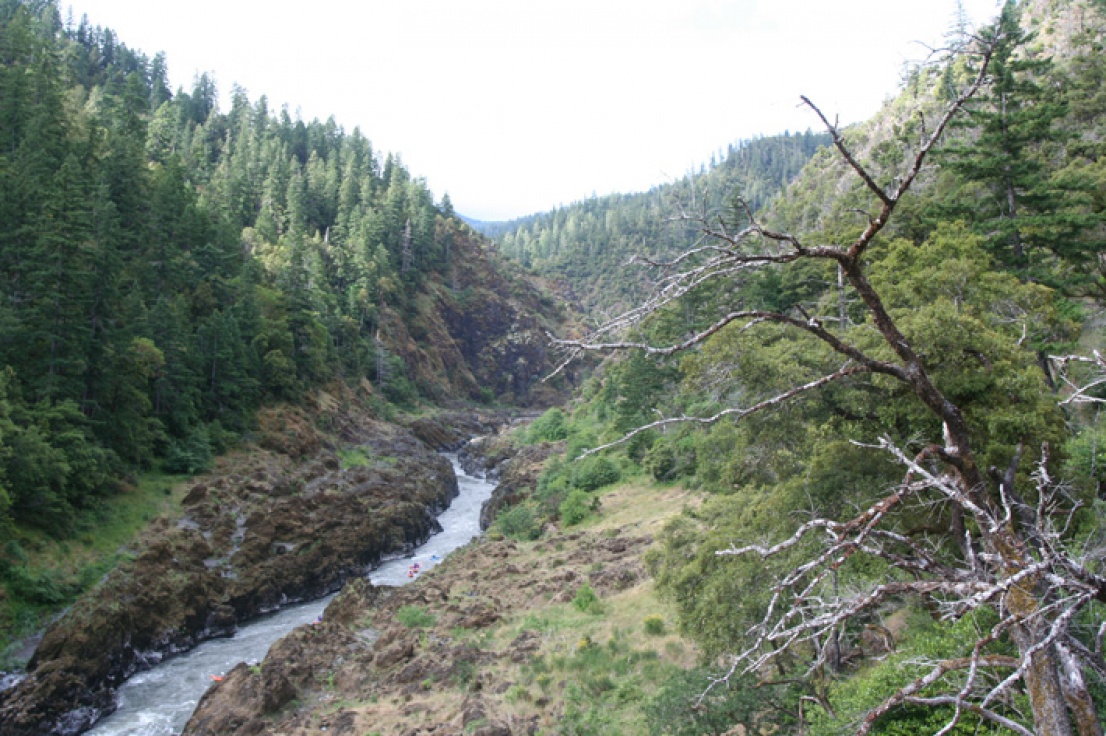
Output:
(485, 132), (829, 314)
(0, 1), (458, 536)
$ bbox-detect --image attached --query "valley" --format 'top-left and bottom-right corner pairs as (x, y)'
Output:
(3, 1), (1106, 735)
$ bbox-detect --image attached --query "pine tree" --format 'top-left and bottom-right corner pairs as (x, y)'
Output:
(936, 0), (1101, 283)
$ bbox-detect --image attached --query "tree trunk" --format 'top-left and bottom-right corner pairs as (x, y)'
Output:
(1057, 641), (1104, 736)
(1010, 620), (1074, 736)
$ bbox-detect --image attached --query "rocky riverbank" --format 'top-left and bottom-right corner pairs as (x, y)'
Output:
(178, 474), (702, 736)
(0, 393), (499, 736)
(457, 433), (562, 531)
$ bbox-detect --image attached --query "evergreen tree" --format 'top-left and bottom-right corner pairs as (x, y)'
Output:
(936, 0), (1102, 284)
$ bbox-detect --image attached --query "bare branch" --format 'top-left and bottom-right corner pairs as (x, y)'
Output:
(900, 697), (1033, 736)
(579, 362), (871, 457)
(801, 96), (893, 208)
(1050, 351), (1106, 406)
(857, 656), (1022, 736)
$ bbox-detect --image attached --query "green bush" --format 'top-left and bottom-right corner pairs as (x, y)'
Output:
(528, 408), (570, 443)
(643, 434), (697, 481)
(566, 430), (599, 460)
(645, 668), (794, 736)
(163, 426), (213, 475)
(572, 582), (603, 615)
(570, 456), (620, 492)
(395, 605), (436, 628)
(559, 489), (592, 526)
(1, 563), (76, 606)
(643, 614), (665, 635)
(494, 502), (543, 541)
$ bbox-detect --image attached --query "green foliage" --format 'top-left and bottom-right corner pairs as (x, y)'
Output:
(3, 396), (116, 536)
(395, 605), (436, 629)
(867, 225), (1070, 466)
(487, 132), (831, 315)
(548, 629), (682, 736)
(526, 407), (570, 443)
(162, 426), (214, 475)
(493, 502), (543, 541)
(572, 582), (603, 615)
(558, 489), (593, 526)
(933, 0), (1103, 287)
(805, 609), (1021, 736)
(642, 431), (697, 482)
(1064, 420), (1106, 493)
(337, 446), (371, 469)
(642, 614), (665, 636)
(1, 467), (182, 655)
(0, 1), (482, 545)
(569, 456), (621, 492)
(1, 564), (76, 606)
(645, 669), (796, 736)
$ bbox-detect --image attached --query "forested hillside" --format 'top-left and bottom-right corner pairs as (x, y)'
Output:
(0, 0), (565, 642)
(481, 132), (829, 316)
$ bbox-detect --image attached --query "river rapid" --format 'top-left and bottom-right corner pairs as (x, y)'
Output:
(85, 454), (495, 736)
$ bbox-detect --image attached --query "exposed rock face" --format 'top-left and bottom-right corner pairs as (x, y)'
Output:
(0, 396), (462, 736)
(378, 225), (578, 409)
(457, 433), (516, 479)
(402, 411), (508, 452)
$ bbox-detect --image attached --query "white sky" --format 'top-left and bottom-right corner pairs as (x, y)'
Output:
(66, 1), (1003, 221)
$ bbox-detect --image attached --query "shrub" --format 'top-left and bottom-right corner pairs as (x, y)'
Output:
(163, 426), (213, 475)
(528, 408), (569, 443)
(643, 432), (699, 481)
(572, 582), (603, 615)
(570, 456), (620, 492)
(643, 614), (665, 635)
(646, 669), (790, 736)
(559, 489), (592, 526)
(493, 502), (542, 541)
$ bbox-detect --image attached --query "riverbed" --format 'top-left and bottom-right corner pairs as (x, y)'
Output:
(85, 454), (494, 736)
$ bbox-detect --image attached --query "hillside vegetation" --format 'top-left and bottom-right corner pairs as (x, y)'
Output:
(473, 0), (1106, 734)
(0, 0), (568, 665)
(482, 132), (829, 317)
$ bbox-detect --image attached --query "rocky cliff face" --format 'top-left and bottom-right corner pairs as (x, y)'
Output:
(0, 390), (469, 736)
(378, 222), (579, 408)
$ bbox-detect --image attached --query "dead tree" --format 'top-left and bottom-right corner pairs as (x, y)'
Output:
(550, 29), (1105, 736)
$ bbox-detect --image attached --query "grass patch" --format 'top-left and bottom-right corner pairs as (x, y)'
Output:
(396, 605), (437, 629)
(1, 469), (190, 661)
(551, 628), (679, 735)
(337, 446), (372, 469)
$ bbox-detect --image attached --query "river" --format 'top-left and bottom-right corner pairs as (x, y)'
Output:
(85, 453), (495, 736)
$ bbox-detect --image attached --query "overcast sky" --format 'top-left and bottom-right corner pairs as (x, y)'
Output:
(66, 1), (1003, 221)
